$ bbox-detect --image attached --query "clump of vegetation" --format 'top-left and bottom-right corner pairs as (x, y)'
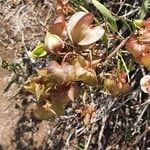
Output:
(23, 0), (131, 120)
(1, 0), (150, 149)
(126, 18), (150, 70)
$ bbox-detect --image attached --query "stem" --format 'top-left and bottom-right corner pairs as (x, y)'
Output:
(61, 52), (73, 66)
(106, 36), (130, 61)
(98, 114), (108, 149)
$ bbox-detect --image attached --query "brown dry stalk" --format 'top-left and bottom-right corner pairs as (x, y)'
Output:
(133, 127), (150, 145)
(106, 36), (130, 60)
(98, 114), (108, 149)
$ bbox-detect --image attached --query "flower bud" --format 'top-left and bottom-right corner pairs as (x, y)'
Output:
(45, 32), (64, 54)
(104, 78), (115, 91)
(133, 19), (144, 29)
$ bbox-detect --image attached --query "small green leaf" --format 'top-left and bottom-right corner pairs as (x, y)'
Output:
(121, 18), (132, 33)
(117, 52), (130, 82)
(29, 43), (47, 58)
(92, 0), (118, 33)
(139, 0), (150, 19)
(127, 59), (135, 72)
(101, 33), (109, 51)
(79, 5), (89, 13)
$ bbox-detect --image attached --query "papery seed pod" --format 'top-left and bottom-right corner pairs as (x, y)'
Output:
(72, 56), (98, 86)
(141, 54), (150, 70)
(49, 15), (67, 38)
(126, 35), (146, 58)
(126, 33), (150, 69)
(144, 18), (150, 28)
(67, 11), (104, 46)
(47, 61), (67, 84)
(140, 75), (150, 94)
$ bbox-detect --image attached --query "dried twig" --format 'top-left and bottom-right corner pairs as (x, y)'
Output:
(134, 104), (148, 127)
(98, 113), (108, 149)
(133, 127), (150, 146)
(106, 36), (130, 61)
(65, 129), (75, 147)
(84, 132), (93, 150)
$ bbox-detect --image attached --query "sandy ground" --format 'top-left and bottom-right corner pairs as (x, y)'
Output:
(0, 1), (54, 149)
(0, 15), (19, 147)
(0, 59), (19, 149)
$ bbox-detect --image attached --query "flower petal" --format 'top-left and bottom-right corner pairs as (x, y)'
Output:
(56, 0), (72, 14)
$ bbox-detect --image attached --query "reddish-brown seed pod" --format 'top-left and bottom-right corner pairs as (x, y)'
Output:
(49, 15), (67, 39)
(126, 35), (146, 58)
(141, 54), (150, 70)
(47, 61), (67, 84)
(144, 18), (150, 28)
(126, 32), (150, 69)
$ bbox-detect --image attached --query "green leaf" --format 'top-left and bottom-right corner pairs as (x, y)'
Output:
(127, 59), (135, 72)
(29, 43), (47, 58)
(121, 18), (132, 33)
(92, 0), (118, 33)
(117, 52), (130, 82)
(79, 5), (89, 13)
(139, 0), (150, 19)
(101, 33), (109, 50)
